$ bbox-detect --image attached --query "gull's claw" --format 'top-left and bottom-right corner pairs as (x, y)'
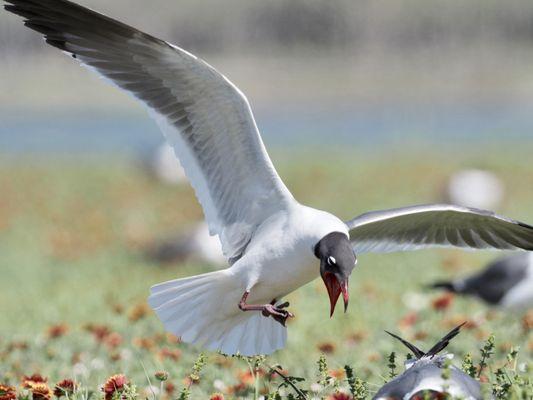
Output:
(262, 303), (294, 326)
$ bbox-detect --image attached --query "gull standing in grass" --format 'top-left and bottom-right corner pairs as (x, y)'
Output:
(431, 253), (533, 309)
(6, 0), (533, 356)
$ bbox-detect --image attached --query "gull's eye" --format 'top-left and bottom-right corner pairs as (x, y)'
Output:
(327, 256), (336, 266)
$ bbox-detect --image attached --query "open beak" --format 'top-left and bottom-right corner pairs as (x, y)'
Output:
(322, 272), (349, 317)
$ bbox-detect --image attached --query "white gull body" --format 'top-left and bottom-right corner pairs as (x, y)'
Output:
(7, 0), (533, 356)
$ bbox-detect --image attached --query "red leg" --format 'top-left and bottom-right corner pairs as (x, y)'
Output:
(238, 292), (294, 326)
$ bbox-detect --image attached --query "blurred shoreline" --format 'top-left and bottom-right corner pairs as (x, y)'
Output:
(2, 1), (533, 153)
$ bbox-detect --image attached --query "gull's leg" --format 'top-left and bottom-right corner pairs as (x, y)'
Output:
(238, 291), (294, 326)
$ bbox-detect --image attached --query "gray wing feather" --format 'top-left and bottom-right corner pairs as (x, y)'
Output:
(5, 0), (294, 262)
(346, 204), (533, 254)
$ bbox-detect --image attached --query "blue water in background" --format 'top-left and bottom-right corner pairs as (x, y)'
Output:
(1, 102), (532, 156)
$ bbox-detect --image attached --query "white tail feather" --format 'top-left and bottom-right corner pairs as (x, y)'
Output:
(148, 270), (286, 356)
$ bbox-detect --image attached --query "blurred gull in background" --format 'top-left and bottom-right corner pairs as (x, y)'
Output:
(431, 253), (533, 310)
(141, 143), (224, 266)
(444, 169), (505, 210)
(145, 222), (225, 266)
(147, 142), (187, 185)
(374, 324), (483, 400)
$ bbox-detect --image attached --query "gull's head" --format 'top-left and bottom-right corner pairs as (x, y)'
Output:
(314, 232), (357, 317)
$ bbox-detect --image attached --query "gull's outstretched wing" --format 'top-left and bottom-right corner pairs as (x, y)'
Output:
(346, 204), (533, 254)
(4, 0), (295, 263)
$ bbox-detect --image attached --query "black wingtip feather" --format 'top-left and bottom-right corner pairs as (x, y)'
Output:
(518, 221), (533, 231)
(4, 3), (32, 17)
(425, 322), (466, 358)
(384, 330), (426, 359)
(45, 38), (69, 52)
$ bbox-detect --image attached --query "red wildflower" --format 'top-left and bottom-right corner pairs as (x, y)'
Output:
(158, 348), (181, 361)
(53, 379), (76, 397)
(398, 312), (418, 329)
(29, 383), (52, 400)
(105, 332), (123, 349)
(411, 390), (447, 399)
(431, 293), (454, 311)
(85, 324), (111, 342)
(209, 394), (224, 400)
(22, 374), (48, 389)
(102, 375), (128, 400)
(164, 382), (175, 396)
(0, 384), (16, 400)
(46, 324), (69, 339)
(327, 392), (353, 400)
(317, 342), (336, 354)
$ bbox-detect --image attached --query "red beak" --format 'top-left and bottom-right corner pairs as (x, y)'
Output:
(322, 272), (349, 317)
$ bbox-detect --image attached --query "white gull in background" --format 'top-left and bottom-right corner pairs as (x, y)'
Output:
(146, 222), (225, 266)
(148, 142), (187, 185)
(6, 0), (533, 356)
(444, 169), (505, 210)
(431, 253), (533, 309)
(374, 324), (483, 400)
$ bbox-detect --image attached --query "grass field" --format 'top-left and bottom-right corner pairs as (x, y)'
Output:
(0, 147), (532, 399)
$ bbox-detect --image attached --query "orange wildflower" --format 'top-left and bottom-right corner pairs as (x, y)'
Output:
(0, 384), (16, 400)
(22, 374), (47, 389)
(53, 379), (76, 398)
(102, 375), (128, 400)
(105, 332), (123, 349)
(127, 303), (150, 322)
(29, 383), (52, 400)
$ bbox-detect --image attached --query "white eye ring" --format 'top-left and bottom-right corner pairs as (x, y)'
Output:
(327, 256), (336, 265)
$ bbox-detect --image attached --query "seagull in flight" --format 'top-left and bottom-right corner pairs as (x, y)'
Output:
(6, 0), (533, 356)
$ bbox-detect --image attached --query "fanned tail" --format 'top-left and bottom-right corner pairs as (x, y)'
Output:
(148, 270), (286, 356)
